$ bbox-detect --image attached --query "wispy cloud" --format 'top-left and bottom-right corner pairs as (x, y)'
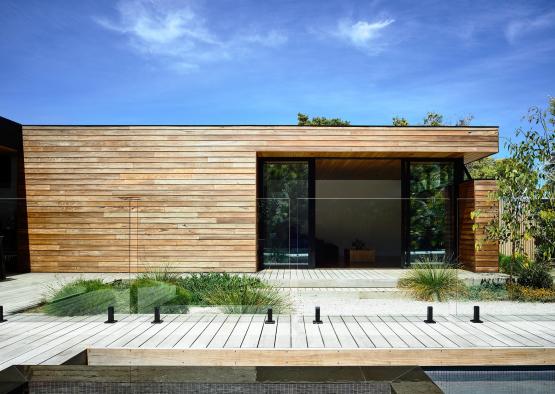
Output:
(505, 11), (555, 44)
(334, 18), (395, 52)
(95, 0), (287, 70)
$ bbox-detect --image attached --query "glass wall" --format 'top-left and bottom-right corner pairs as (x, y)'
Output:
(408, 161), (455, 264)
(258, 159), (459, 268)
(258, 161), (310, 268)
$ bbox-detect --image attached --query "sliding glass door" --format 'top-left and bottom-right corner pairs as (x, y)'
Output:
(258, 161), (311, 268)
(258, 158), (460, 269)
(407, 161), (456, 264)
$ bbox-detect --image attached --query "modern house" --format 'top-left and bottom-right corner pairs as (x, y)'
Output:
(0, 117), (499, 274)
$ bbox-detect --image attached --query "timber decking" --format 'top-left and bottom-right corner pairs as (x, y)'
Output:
(22, 125), (498, 273)
(0, 313), (554, 369)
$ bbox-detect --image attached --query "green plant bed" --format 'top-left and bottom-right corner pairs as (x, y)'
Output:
(40, 272), (290, 316)
(464, 279), (509, 301)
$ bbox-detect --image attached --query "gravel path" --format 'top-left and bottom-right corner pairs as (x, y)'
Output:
(288, 288), (555, 316)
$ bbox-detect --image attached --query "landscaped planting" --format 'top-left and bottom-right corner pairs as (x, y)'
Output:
(399, 259), (555, 303)
(397, 263), (466, 301)
(40, 272), (290, 316)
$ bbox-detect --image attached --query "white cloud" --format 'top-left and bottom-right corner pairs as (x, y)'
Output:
(242, 30), (288, 47)
(505, 12), (555, 44)
(335, 18), (394, 51)
(95, 0), (287, 70)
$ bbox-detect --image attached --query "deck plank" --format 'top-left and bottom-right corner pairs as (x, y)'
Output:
(156, 314), (199, 348)
(207, 314), (240, 348)
(304, 315), (324, 348)
(224, 314), (252, 348)
(140, 314), (190, 348)
(291, 314), (308, 348)
(274, 315), (291, 348)
(190, 314), (227, 349)
(174, 315), (216, 348)
(258, 315), (278, 348)
(329, 316), (357, 348)
(353, 316), (391, 348)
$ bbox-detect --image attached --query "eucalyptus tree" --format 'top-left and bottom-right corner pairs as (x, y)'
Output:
(484, 98), (555, 281)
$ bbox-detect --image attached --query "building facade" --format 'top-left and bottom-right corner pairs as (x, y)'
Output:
(0, 119), (499, 273)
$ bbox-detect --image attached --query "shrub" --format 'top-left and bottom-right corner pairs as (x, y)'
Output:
(40, 272), (289, 316)
(178, 273), (266, 304)
(203, 285), (290, 314)
(465, 278), (508, 301)
(498, 253), (528, 275)
(43, 279), (121, 316)
(517, 261), (554, 289)
(398, 263), (466, 301)
(129, 278), (190, 314)
(509, 284), (555, 302)
(137, 265), (182, 284)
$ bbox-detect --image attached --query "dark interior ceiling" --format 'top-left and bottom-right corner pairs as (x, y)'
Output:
(316, 159), (401, 180)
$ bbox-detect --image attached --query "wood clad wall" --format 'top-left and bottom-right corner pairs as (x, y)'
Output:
(22, 126), (498, 273)
(458, 180), (499, 272)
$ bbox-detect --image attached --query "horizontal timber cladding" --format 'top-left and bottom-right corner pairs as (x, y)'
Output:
(22, 125), (498, 273)
(458, 180), (499, 272)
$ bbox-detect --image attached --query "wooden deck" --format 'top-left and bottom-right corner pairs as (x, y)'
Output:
(1, 313), (554, 369)
(254, 268), (506, 288)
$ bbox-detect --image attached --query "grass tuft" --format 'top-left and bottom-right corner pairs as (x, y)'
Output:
(398, 263), (466, 301)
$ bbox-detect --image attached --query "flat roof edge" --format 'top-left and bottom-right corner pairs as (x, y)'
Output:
(21, 124), (500, 128)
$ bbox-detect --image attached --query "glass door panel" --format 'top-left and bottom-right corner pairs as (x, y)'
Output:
(408, 161), (455, 264)
(259, 161), (310, 268)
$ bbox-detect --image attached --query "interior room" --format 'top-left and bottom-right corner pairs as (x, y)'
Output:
(314, 159), (402, 268)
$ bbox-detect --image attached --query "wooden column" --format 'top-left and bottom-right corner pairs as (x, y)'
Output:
(458, 180), (499, 272)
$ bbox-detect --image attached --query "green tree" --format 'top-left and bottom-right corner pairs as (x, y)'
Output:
(297, 113), (350, 126)
(466, 157), (504, 180)
(392, 117), (409, 126)
(423, 112), (444, 126)
(482, 98), (555, 281)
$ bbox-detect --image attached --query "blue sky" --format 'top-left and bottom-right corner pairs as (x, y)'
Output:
(1, 0), (554, 156)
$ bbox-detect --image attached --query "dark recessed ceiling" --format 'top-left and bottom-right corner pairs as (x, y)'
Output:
(316, 159), (401, 180)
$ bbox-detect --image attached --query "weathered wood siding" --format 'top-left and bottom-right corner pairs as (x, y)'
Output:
(458, 180), (499, 272)
(22, 126), (498, 273)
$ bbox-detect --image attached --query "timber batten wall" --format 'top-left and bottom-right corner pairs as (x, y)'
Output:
(458, 180), (499, 272)
(22, 125), (498, 273)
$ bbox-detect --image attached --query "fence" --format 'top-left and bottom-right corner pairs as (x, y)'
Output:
(497, 199), (536, 258)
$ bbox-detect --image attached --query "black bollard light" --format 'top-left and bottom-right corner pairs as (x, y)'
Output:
(470, 305), (483, 323)
(152, 306), (163, 324)
(424, 306), (436, 324)
(313, 306), (323, 324)
(0, 306), (6, 323)
(265, 308), (275, 324)
(105, 306), (117, 324)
